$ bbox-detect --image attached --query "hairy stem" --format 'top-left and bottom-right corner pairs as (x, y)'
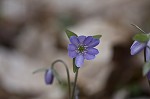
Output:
(51, 60), (71, 99)
(71, 69), (79, 99)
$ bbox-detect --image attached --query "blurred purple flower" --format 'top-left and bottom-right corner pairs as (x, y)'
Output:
(68, 36), (100, 67)
(45, 69), (54, 84)
(147, 71), (150, 80)
(130, 40), (150, 61)
(130, 40), (150, 79)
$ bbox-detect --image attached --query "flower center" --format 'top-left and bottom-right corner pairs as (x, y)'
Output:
(78, 45), (85, 53)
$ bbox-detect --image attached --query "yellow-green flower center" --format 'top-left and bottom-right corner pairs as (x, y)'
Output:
(78, 46), (85, 53)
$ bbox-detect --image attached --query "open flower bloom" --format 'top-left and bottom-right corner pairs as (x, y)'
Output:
(68, 36), (99, 67)
(45, 69), (54, 84)
(130, 40), (150, 79)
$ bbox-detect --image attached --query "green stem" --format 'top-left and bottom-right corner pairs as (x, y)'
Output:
(51, 60), (71, 99)
(71, 69), (79, 99)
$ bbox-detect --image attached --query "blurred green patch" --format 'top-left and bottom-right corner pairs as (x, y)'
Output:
(58, 14), (77, 28)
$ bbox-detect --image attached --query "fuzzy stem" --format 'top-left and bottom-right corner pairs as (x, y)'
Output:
(71, 69), (79, 99)
(51, 60), (71, 99)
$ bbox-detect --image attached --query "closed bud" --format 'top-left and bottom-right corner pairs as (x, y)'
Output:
(45, 69), (54, 84)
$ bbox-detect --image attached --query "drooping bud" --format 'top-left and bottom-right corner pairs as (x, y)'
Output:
(45, 69), (54, 84)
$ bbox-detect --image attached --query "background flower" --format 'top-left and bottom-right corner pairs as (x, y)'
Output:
(130, 40), (150, 79)
(130, 40), (150, 61)
(130, 41), (146, 55)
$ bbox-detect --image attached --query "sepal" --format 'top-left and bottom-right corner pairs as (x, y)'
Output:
(133, 33), (149, 42)
(93, 35), (102, 39)
(65, 29), (78, 39)
(143, 61), (150, 76)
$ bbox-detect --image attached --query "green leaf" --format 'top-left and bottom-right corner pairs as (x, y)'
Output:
(93, 35), (102, 39)
(133, 33), (149, 42)
(57, 80), (68, 90)
(143, 61), (150, 76)
(127, 84), (141, 96)
(65, 29), (78, 39)
(32, 68), (48, 74)
(73, 58), (79, 73)
(52, 68), (62, 84)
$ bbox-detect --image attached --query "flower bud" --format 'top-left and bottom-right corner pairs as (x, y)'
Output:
(45, 69), (54, 84)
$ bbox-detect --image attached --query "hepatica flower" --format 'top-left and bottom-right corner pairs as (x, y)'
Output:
(130, 28), (150, 79)
(68, 36), (100, 67)
(130, 40), (150, 61)
(131, 40), (150, 80)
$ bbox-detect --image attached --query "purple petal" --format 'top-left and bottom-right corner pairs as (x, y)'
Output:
(88, 38), (100, 47)
(68, 51), (77, 58)
(70, 36), (79, 46)
(146, 71), (150, 80)
(130, 41), (146, 55)
(146, 41), (150, 62)
(87, 48), (99, 55)
(83, 36), (93, 45)
(45, 69), (54, 84)
(68, 44), (77, 51)
(75, 54), (84, 67)
(84, 53), (95, 60)
(78, 36), (86, 43)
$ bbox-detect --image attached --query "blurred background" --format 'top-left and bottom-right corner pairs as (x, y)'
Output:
(0, 0), (150, 99)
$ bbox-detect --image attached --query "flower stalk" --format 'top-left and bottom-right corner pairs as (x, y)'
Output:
(51, 60), (71, 99)
(71, 68), (79, 99)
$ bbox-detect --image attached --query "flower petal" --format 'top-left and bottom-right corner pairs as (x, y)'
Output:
(130, 41), (146, 55)
(68, 44), (77, 51)
(83, 36), (93, 45)
(88, 38), (100, 47)
(84, 53), (95, 60)
(68, 51), (77, 58)
(146, 71), (150, 80)
(45, 69), (54, 84)
(70, 36), (79, 46)
(146, 41), (150, 62)
(78, 36), (86, 43)
(75, 54), (84, 67)
(87, 48), (99, 55)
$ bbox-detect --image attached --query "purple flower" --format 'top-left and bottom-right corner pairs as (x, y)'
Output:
(68, 36), (100, 67)
(147, 71), (150, 80)
(130, 40), (150, 61)
(45, 69), (54, 84)
(130, 40), (150, 79)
